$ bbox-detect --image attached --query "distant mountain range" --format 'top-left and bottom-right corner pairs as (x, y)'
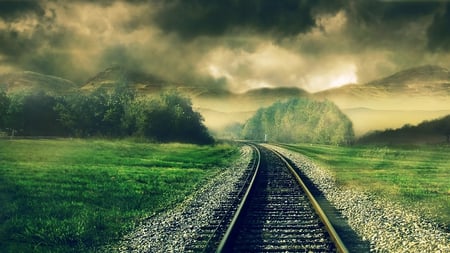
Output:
(0, 65), (449, 136)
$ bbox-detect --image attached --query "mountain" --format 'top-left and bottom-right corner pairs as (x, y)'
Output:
(313, 65), (450, 135)
(192, 86), (310, 125)
(368, 65), (450, 89)
(81, 66), (166, 93)
(2, 65), (449, 136)
(0, 71), (77, 94)
(314, 65), (450, 109)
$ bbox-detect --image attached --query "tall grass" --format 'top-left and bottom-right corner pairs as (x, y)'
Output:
(281, 144), (450, 230)
(0, 139), (238, 252)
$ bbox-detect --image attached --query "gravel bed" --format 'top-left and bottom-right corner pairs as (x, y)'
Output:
(266, 144), (450, 253)
(105, 145), (252, 253)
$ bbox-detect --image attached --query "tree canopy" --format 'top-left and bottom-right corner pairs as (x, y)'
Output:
(241, 98), (354, 145)
(0, 89), (214, 144)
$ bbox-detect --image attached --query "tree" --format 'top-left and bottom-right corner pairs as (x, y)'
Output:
(241, 98), (354, 145)
(4, 93), (26, 136)
(0, 90), (9, 131)
(139, 91), (214, 144)
(21, 92), (63, 136)
(436, 115), (450, 143)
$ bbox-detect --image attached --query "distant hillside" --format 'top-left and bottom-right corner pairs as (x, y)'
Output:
(193, 87), (309, 114)
(242, 98), (354, 145)
(81, 66), (166, 93)
(357, 115), (450, 145)
(0, 71), (77, 94)
(314, 65), (450, 110)
(368, 65), (450, 88)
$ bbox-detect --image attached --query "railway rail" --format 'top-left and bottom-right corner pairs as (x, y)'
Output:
(187, 144), (355, 252)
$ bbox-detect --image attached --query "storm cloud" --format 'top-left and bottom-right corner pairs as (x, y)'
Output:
(152, 0), (331, 39)
(0, 0), (449, 92)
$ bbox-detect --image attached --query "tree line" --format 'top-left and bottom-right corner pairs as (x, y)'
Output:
(241, 98), (355, 145)
(0, 88), (214, 144)
(357, 115), (450, 145)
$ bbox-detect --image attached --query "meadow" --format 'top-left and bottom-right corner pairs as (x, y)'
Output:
(280, 144), (450, 231)
(0, 139), (238, 252)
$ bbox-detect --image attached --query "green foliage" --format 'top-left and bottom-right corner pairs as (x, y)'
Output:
(1, 88), (213, 144)
(242, 98), (354, 144)
(281, 143), (450, 230)
(137, 91), (214, 144)
(0, 139), (239, 252)
(0, 90), (9, 130)
(358, 114), (450, 145)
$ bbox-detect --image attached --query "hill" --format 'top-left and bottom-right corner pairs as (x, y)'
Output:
(81, 66), (166, 93)
(0, 71), (78, 94)
(368, 65), (450, 89)
(314, 65), (450, 135)
(241, 98), (354, 145)
(314, 65), (450, 109)
(357, 114), (450, 145)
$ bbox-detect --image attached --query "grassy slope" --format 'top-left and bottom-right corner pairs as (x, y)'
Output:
(280, 144), (450, 230)
(0, 139), (238, 252)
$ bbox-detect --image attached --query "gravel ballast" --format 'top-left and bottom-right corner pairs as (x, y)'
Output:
(266, 144), (450, 253)
(107, 145), (252, 253)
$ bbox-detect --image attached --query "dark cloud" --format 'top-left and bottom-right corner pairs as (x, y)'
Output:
(0, 0), (45, 20)
(153, 0), (338, 39)
(343, 1), (442, 43)
(427, 3), (450, 51)
(346, 0), (441, 24)
(0, 0), (449, 92)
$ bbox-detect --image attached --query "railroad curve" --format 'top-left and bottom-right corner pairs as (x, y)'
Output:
(216, 144), (348, 253)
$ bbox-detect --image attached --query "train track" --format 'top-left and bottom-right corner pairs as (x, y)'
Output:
(187, 144), (350, 252)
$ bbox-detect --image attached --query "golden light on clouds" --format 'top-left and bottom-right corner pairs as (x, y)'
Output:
(0, 0), (448, 92)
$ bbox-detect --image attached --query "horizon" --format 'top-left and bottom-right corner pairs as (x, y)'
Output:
(1, 63), (448, 95)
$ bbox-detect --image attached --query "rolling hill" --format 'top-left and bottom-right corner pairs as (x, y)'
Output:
(314, 65), (450, 110)
(81, 66), (166, 93)
(314, 65), (450, 135)
(0, 71), (77, 94)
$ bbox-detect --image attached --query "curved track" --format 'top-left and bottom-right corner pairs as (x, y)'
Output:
(186, 144), (350, 252)
(217, 145), (347, 252)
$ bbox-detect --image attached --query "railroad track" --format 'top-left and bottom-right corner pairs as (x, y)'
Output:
(187, 144), (350, 252)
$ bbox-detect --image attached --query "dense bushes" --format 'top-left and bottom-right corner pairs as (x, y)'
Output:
(241, 98), (354, 145)
(0, 88), (213, 144)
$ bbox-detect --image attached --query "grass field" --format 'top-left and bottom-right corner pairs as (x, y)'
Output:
(280, 144), (450, 230)
(0, 139), (239, 252)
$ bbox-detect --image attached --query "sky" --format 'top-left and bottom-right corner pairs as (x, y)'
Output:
(0, 0), (449, 93)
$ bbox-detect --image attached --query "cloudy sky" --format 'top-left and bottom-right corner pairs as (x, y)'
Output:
(0, 0), (449, 93)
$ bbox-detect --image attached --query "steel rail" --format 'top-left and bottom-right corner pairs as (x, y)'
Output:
(215, 144), (261, 253)
(269, 147), (349, 253)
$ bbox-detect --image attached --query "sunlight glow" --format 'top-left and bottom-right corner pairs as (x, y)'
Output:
(329, 71), (358, 88)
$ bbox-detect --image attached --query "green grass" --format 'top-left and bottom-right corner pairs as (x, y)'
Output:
(280, 143), (450, 230)
(0, 139), (239, 252)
